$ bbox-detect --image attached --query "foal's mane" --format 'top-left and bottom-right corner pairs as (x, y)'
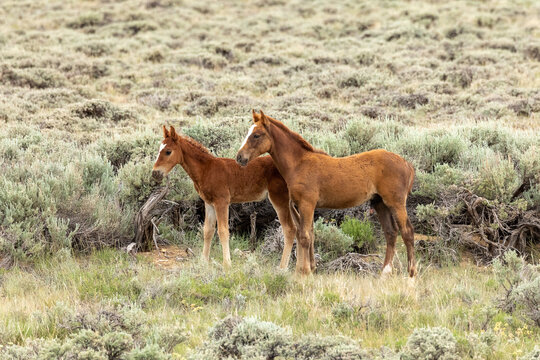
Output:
(179, 135), (214, 157)
(266, 116), (327, 155)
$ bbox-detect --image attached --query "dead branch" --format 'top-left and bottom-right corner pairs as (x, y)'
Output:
(324, 253), (382, 274)
(134, 182), (170, 251)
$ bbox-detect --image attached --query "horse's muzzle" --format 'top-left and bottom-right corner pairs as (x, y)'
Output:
(152, 170), (164, 182)
(236, 154), (248, 167)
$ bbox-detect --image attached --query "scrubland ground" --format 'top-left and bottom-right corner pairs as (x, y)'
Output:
(0, 0), (539, 358)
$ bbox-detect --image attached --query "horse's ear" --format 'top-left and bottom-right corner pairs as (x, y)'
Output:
(252, 109), (260, 123)
(169, 126), (179, 141)
(259, 110), (269, 126)
(162, 125), (169, 138)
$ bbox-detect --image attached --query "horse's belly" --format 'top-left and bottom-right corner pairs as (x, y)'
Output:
(317, 185), (375, 209)
(231, 189), (268, 204)
(317, 195), (369, 209)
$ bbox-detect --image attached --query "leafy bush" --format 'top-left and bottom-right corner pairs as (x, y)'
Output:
(313, 218), (353, 262)
(460, 329), (497, 359)
(183, 121), (238, 157)
(414, 164), (466, 199)
(397, 132), (466, 172)
(71, 99), (136, 123)
(344, 118), (404, 154)
(0, 303), (182, 359)
(520, 346), (540, 360)
(474, 155), (520, 202)
(190, 316), (367, 359)
(66, 12), (108, 28)
(1, 67), (67, 89)
(401, 327), (459, 360)
(340, 216), (377, 253)
(493, 251), (540, 326)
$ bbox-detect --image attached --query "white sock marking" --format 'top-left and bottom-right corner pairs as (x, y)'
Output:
(240, 125), (256, 148)
(382, 264), (392, 275)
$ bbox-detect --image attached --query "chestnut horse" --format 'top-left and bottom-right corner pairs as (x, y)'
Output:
(152, 126), (296, 269)
(236, 111), (416, 278)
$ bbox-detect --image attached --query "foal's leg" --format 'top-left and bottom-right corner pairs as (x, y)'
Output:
(309, 223), (316, 272)
(202, 203), (217, 262)
(269, 194), (296, 270)
(293, 199), (316, 275)
(372, 200), (398, 276)
(391, 204), (417, 278)
(214, 201), (232, 269)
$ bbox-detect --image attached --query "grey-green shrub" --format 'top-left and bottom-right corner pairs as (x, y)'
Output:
(190, 316), (289, 359)
(314, 218), (353, 262)
(414, 164), (466, 199)
(190, 316), (367, 360)
(520, 346), (540, 360)
(493, 251), (540, 326)
(474, 154), (519, 202)
(401, 327), (459, 360)
(182, 121), (238, 157)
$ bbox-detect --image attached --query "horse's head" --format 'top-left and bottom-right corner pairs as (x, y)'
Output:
(236, 110), (272, 166)
(152, 125), (183, 182)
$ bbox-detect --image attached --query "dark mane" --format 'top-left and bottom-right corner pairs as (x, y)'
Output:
(267, 116), (328, 155)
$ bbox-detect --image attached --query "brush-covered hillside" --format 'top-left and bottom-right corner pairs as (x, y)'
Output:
(0, 0), (539, 359)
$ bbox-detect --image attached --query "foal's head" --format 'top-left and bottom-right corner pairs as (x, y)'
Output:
(236, 110), (272, 166)
(152, 125), (183, 182)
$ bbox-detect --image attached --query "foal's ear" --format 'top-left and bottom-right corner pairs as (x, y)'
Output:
(259, 110), (269, 126)
(169, 126), (179, 141)
(162, 125), (170, 138)
(252, 109), (260, 123)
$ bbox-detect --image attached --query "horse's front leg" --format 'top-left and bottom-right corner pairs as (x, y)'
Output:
(292, 199), (316, 276)
(202, 202), (217, 262)
(214, 201), (232, 269)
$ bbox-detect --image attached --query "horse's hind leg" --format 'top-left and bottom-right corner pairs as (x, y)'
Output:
(372, 198), (398, 276)
(309, 223), (316, 272)
(202, 203), (217, 262)
(392, 205), (417, 278)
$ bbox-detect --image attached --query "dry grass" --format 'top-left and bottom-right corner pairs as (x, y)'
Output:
(1, 0), (539, 358)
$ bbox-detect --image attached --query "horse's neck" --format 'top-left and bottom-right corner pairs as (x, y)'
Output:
(268, 124), (307, 180)
(178, 140), (213, 186)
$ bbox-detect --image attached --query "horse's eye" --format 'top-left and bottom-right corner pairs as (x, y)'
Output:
(165, 150), (172, 155)
(253, 134), (261, 139)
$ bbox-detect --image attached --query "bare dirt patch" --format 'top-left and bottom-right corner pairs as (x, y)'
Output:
(138, 245), (194, 270)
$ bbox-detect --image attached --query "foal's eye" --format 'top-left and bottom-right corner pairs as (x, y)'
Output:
(253, 134), (261, 139)
(165, 150), (172, 155)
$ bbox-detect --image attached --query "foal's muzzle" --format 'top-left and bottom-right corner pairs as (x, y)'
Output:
(152, 170), (164, 183)
(236, 154), (248, 167)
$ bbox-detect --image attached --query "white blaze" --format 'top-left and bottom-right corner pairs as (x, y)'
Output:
(240, 125), (256, 148)
(155, 142), (166, 162)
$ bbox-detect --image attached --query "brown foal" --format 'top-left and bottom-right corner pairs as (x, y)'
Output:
(152, 125), (296, 269)
(236, 111), (417, 278)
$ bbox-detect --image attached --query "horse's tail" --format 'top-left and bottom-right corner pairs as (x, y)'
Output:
(407, 161), (415, 195)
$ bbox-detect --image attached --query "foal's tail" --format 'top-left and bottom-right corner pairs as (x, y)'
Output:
(406, 161), (415, 195)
